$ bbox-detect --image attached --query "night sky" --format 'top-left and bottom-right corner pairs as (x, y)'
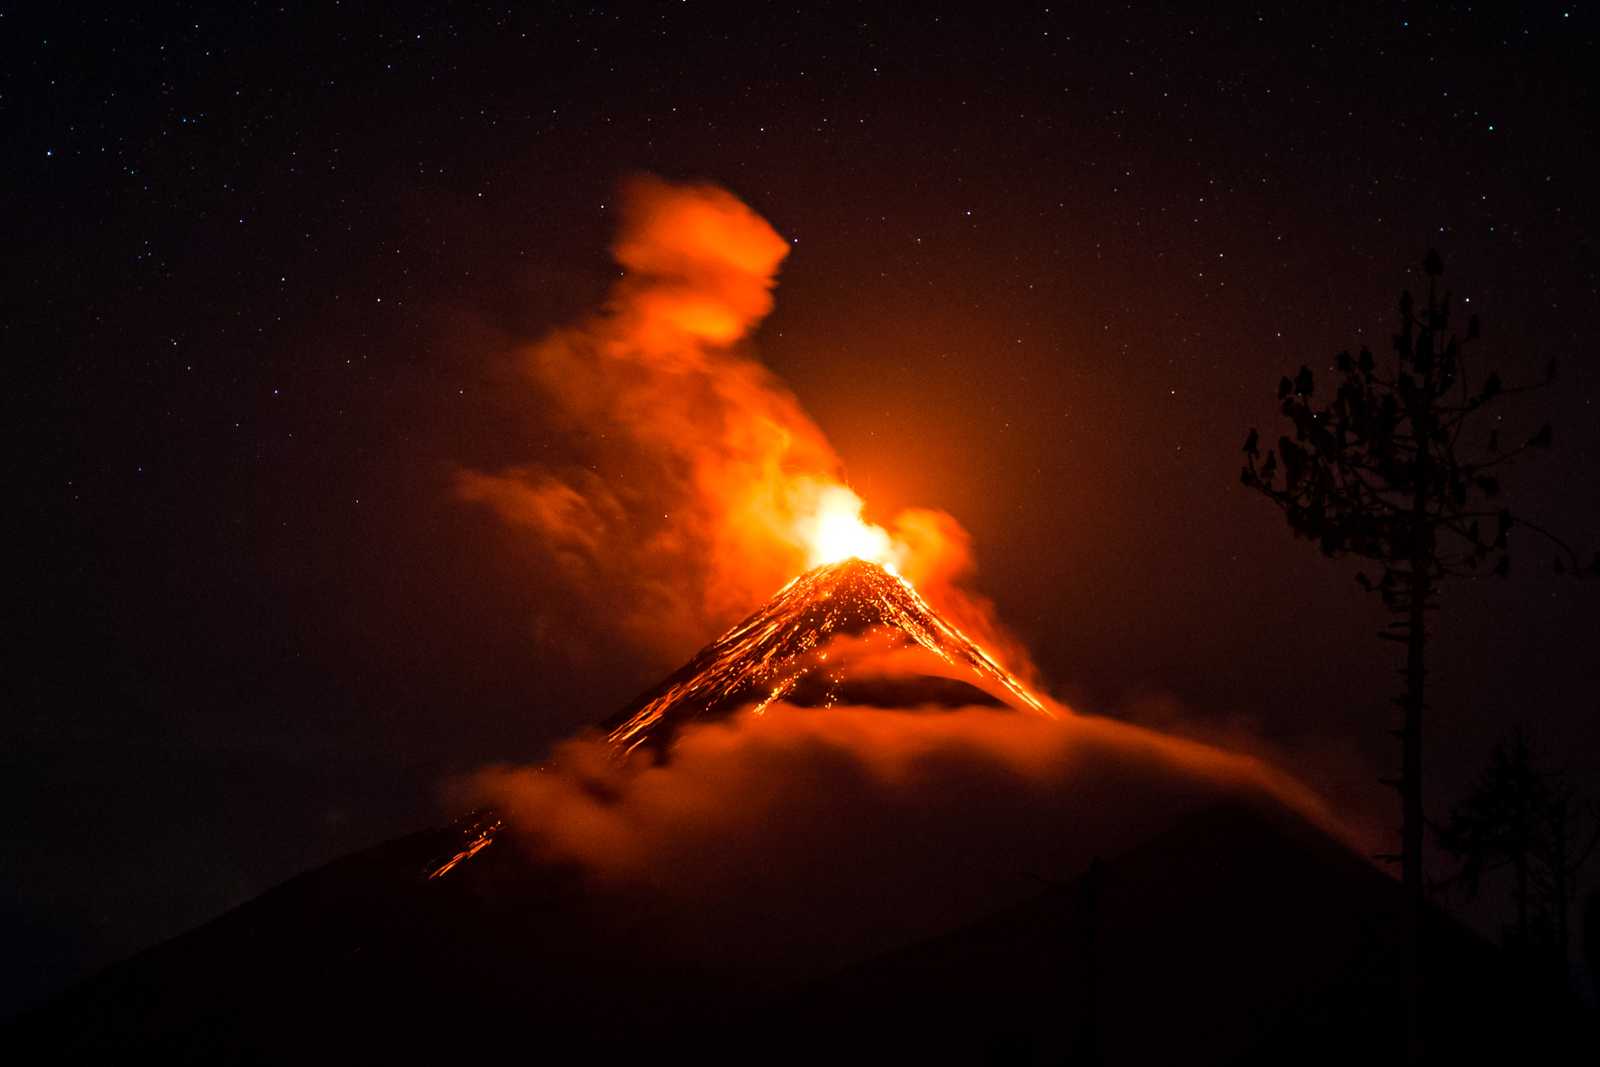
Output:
(8, 3), (1599, 1020)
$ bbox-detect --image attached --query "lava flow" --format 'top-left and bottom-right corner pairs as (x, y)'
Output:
(604, 557), (1051, 755)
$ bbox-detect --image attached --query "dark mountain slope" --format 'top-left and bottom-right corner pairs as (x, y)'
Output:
(11, 798), (1580, 1064)
(780, 799), (1582, 1064)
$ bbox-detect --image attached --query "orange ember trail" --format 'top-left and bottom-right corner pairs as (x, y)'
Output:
(605, 558), (1051, 756)
(427, 814), (502, 879)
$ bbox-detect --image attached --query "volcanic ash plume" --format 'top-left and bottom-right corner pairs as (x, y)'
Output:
(456, 176), (1013, 668)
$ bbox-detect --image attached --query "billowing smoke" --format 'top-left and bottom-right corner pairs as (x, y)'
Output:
(466, 703), (1342, 977)
(456, 175), (1017, 668)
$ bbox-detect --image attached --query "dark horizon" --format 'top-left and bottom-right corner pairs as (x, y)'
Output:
(7, 2), (1599, 1027)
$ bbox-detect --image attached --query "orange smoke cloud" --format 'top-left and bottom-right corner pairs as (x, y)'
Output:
(457, 175), (1015, 667)
(466, 704), (1346, 976)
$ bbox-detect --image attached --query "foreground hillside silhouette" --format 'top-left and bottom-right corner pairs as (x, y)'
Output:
(9, 797), (1582, 1064)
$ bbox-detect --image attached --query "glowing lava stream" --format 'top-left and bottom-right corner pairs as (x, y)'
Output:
(427, 814), (502, 879)
(605, 557), (1053, 757)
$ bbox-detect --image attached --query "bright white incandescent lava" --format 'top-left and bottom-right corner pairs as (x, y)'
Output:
(799, 485), (899, 572)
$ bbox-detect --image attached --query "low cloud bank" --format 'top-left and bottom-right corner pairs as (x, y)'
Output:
(467, 704), (1343, 976)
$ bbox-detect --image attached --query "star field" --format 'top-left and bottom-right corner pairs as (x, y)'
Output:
(7, 2), (1599, 1020)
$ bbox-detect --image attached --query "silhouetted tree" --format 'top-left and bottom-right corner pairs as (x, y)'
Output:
(1239, 252), (1595, 1060)
(1438, 728), (1543, 948)
(1438, 728), (1600, 983)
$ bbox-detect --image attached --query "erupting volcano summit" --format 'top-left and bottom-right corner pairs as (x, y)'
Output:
(605, 558), (1050, 754)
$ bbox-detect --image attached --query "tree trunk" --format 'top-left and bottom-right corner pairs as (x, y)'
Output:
(1402, 343), (1433, 1063)
(1402, 559), (1427, 1064)
(1401, 300), (1436, 1066)
(1554, 798), (1570, 977)
(1514, 849), (1530, 947)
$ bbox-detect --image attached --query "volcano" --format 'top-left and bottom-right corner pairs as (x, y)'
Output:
(9, 561), (1587, 1063)
(605, 557), (1048, 754)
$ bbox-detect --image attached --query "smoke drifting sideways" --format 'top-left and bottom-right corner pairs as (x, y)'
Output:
(455, 175), (1024, 672)
(466, 701), (1345, 981)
